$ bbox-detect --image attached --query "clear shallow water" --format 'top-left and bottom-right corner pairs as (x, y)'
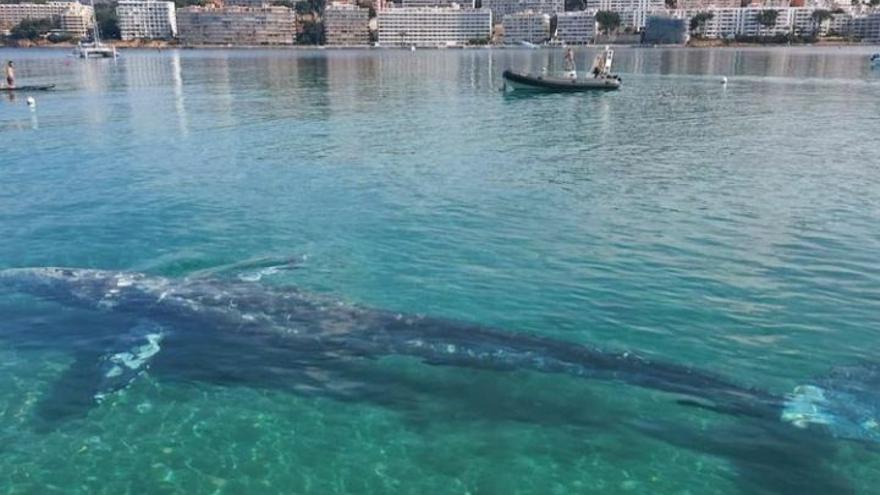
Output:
(1, 46), (880, 494)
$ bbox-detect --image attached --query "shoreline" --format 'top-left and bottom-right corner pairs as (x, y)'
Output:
(2, 41), (878, 51)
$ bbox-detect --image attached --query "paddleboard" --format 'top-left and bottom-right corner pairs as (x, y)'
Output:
(2, 84), (56, 91)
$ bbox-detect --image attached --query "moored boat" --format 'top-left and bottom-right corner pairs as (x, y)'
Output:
(872, 53), (880, 68)
(73, 0), (117, 59)
(502, 71), (621, 92)
(73, 42), (117, 59)
(502, 46), (621, 93)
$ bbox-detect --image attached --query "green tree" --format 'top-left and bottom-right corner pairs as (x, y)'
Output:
(689, 11), (713, 37)
(595, 11), (621, 35)
(297, 20), (324, 44)
(754, 9), (779, 34)
(665, 0), (676, 8)
(9, 18), (55, 40)
(295, 0), (325, 15)
(95, 1), (120, 39)
(294, 0), (325, 44)
(811, 9), (833, 23)
(174, 0), (206, 6)
(810, 9), (833, 36)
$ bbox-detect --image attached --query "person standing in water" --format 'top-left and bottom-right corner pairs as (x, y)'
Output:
(5, 61), (14, 88)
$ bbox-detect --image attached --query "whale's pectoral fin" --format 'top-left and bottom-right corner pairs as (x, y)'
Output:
(32, 349), (109, 431)
(188, 255), (305, 282)
(32, 320), (166, 431)
(95, 320), (166, 402)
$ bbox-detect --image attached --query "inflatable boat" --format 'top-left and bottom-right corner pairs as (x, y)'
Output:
(502, 70), (621, 92)
(503, 46), (621, 93)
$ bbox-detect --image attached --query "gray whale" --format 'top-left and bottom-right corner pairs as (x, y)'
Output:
(1, 266), (877, 444)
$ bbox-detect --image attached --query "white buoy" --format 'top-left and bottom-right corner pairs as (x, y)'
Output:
(721, 76), (728, 85)
(26, 96), (36, 108)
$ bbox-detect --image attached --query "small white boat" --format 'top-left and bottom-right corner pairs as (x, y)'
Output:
(872, 54), (880, 68)
(74, 41), (117, 59)
(74, 0), (117, 59)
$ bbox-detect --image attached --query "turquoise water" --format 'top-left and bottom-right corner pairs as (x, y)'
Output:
(1, 46), (880, 494)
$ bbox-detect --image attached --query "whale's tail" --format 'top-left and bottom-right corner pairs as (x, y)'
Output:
(782, 363), (880, 445)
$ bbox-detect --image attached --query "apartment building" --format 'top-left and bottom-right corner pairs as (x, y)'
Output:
(117, 0), (177, 40)
(483, 0), (563, 24)
(176, 5), (296, 45)
(377, 7), (492, 46)
(555, 10), (597, 44)
(324, 3), (370, 45)
(502, 10), (550, 43)
(0, 1), (93, 38)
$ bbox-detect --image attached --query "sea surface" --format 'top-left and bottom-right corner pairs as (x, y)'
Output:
(1, 46), (879, 494)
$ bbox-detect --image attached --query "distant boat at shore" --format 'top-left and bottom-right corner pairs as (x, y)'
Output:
(73, 0), (117, 59)
(73, 41), (117, 59)
(872, 53), (879, 68)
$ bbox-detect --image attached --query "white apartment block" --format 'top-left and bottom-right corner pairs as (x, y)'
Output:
(59, 4), (92, 37)
(583, 0), (665, 12)
(117, 1), (177, 40)
(677, 7), (796, 38)
(483, 0), (563, 24)
(555, 10), (596, 44)
(0, 1), (93, 38)
(400, 0), (475, 7)
(583, 0), (666, 30)
(745, 0), (791, 7)
(224, 0), (269, 6)
(674, 6), (880, 38)
(676, 0), (738, 9)
(849, 11), (880, 40)
(177, 6), (296, 45)
(821, 7), (860, 36)
(624, 8), (669, 29)
(518, 0), (564, 14)
(502, 11), (550, 43)
(377, 7), (492, 46)
(324, 3), (370, 45)
(788, 6), (851, 35)
(789, 6), (820, 34)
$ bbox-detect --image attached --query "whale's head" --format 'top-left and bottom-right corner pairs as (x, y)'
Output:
(0, 267), (144, 310)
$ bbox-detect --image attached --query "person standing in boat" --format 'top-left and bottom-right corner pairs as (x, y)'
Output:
(5, 61), (14, 88)
(563, 48), (577, 79)
(591, 53), (604, 78)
